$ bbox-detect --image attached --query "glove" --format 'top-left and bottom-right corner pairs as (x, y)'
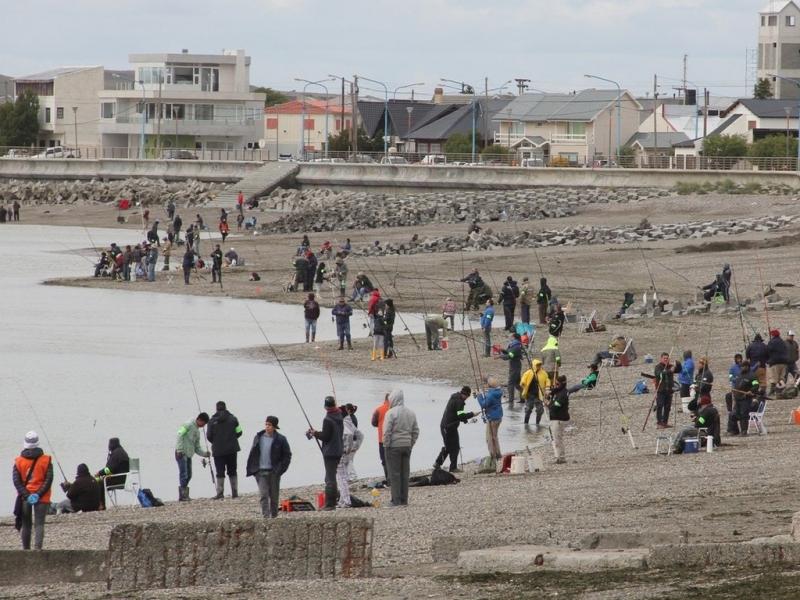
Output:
(27, 493), (39, 505)
(205, 451), (211, 458)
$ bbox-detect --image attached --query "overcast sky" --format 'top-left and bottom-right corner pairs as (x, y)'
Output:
(1, 0), (766, 99)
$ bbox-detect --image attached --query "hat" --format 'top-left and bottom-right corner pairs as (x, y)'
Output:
(344, 403), (357, 414)
(266, 415), (280, 429)
(770, 329), (780, 337)
(24, 431), (39, 450)
(324, 395), (336, 408)
(790, 330), (796, 336)
(523, 277), (529, 282)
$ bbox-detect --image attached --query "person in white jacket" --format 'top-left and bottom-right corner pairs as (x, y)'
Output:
(336, 404), (364, 508)
(382, 389), (419, 507)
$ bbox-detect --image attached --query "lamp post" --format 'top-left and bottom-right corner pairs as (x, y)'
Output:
(138, 80), (146, 159)
(584, 74), (622, 165)
(356, 75), (389, 156)
(71, 107), (78, 154)
(440, 78), (510, 162)
(295, 78), (333, 158)
(769, 74), (800, 171)
(393, 82), (425, 100)
(329, 74), (356, 155)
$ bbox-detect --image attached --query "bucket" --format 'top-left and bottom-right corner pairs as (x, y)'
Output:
(527, 455), (544, 473)
(316, 491), (325, 509)
(792, 408), (800, 425)
(440, 337), (449, 351)
(681, 397), (692, 414)
(684, 438), (700, 454)
(509, 456), (526, 475)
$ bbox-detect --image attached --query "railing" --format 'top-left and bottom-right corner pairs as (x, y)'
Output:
(0, 146), (272, 161)
(110, 116), (260, 126)
(550, 133), (587, 144)
(492, 132), (587, 146)
(493, 132), (533, 146)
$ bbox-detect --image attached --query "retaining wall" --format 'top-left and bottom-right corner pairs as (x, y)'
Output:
(107, 517), (373, 591)
(0, 550), (107, 586)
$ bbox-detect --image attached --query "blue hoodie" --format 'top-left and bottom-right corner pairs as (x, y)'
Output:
(480, 305), (495, 330)
(678, 357), (695, 386)
(477, 387), (503, 421)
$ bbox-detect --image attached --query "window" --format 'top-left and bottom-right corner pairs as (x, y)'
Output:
(45, 107), (51, 123)
(195, 104), (214, 120)
(769, 15), (778, 26)
(748, 120), (757, 130)
(559, 152), (579, 164)
(200, 67), (219, 92)
(567, 122), (586, 135)
(788, 15), (797, 26)
(304, 118), (315, 130)
(137, 67), (164, 85)
(172, 67), (194, 85)
(56, 107), (64, 120)
(100, 102), (114, 119)
(762, 15), (766, 26)
(267, 118), (278, 129)
(164, 103), (185, 119)
(510, 121), (524, 135)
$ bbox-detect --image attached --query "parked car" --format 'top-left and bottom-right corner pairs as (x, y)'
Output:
(161, 149), (198, 160)
(33, 146), (80, 159)
(310, 157), (346, 163)
(380, 155), (409, 165)
(349, 154), (376, 164)
(2, 149), (30, 159)
(420, 154), (446, 165)
(278, 153), (295, 162)
(521, 157), (545, 168)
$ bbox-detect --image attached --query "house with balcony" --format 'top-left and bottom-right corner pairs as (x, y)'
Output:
(263, 98), (352, 158)
(491, 89), (642, 165)
(97, 49), (266, 157)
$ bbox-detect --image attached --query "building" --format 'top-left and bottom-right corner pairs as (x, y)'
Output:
(717, 98), (799, 142)
(0, 74), (13, 103)
(626, 131), (690, 163)
(97, 49), (266, 157)
(491, 89), (642, 165)
(14, 66), (105, 148)
(263, 97), (352, 157)
(757, 0), (800, 98)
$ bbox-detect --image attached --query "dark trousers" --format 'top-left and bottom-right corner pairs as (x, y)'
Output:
(538, 303), (547, 324)
(435, 426), (460, 471)
(212, 266), (221, 283)
(213, 453), (237, 478)
(524, 396), (544, 425)
(735, 398), (753, 434)
(183, 265), (191, 284)
(386, 446), (411, 505)
(508, 367), (522, 403)
(20, 502), (47, 550)
(656, 392), (672, 425)
(378, 443), (388, 480)
(256, 470), (280, 518)
(323, 456), (340, 507)
(483, 327), (492, 357)
(384, 330), (394, 356)
(503, 304), (515, 331)
(336, 321), (351, 346)
(521, 303), (530, 324)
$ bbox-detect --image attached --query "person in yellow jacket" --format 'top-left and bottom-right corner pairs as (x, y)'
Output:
(521, 359), (551, 428)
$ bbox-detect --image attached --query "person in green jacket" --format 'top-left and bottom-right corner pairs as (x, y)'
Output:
(175, 412), (210, 501)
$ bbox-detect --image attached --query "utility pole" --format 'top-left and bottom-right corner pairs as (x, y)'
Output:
(340, 77), (345, 149)
(71, 107), (78, 151)
(682, 54), (688, 105)
(514, 78), (530, 96)
(352, 76), (359, 155)
(703, 88), (709, 139)
(155, 75), (162, 155)
(484, 76), (489, 148)
(652, 74), (659, 166)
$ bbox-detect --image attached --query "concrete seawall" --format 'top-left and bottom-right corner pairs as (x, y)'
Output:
(0, 550), (107, 585)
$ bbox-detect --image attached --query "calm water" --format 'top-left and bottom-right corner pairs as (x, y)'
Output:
(1, 224), (531, 510)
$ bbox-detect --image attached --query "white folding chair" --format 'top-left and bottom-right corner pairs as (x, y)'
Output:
(748, 401), (768, 435)
(601, 338), (635, 367)
(577, 309), (597, 333)
(104, 457), (142, 506)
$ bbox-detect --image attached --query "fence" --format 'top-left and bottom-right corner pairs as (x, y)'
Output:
(0, 146), (272, 162)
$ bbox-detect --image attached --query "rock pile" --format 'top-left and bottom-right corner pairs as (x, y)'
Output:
(261, 187), (671, 233)
(356, 215), (797, 256)
(0, 178), (226, 206)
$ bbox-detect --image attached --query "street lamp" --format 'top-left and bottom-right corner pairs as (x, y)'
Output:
(71, 107), (78, 154)
(769, 74), (800, 170)
(585, 74), (622, 164)
(355, 74), (389, 156)
(393, 82), (425, 100)
(295, 78), (334, 158)
(329, 74), (356, 155)
(138, 80), (146, 159)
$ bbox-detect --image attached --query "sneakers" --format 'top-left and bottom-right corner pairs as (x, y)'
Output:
(555, 457), (567, 464)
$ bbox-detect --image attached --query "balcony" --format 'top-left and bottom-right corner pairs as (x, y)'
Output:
(98, 115), (261, 137)
(550, 133), (587, 144)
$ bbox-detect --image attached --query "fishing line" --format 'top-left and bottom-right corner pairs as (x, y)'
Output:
(14, 379), (68, 482)
(188, 371), (215, 484)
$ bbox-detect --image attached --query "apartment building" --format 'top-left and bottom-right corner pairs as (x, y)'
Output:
(98, 49), (266, 156)
(757, 0), (800, 99)
(263, 98), (352, 157)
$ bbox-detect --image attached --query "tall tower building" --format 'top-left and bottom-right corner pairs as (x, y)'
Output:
(758, 1), (800, 98)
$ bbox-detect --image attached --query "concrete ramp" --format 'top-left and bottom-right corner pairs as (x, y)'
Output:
(457, 545), (649, 574)
(209, 161), (299, 208)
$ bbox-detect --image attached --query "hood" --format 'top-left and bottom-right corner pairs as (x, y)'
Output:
(532, 359), (543, 369)
(213, 410), (230, 422)
(541, 336), (559, 351)
(108, 437), (121, 451)
(76, 463), (90, 477)
(20, 447), (43, 459)
(389, 388), (404, 408)
(540, 278), (547, 285)
(753, 334), (763, 343)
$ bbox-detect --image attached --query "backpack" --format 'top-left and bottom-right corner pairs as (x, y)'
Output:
(632, 380), (649, 395)
(780, 386), (799, 399)
(430, 468), (460, 485)
(137, 488), (164, 508)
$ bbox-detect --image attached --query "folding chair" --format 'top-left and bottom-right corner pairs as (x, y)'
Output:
(577, 309), (598, 333)
(748, 401), (767, 435)
(104, 458), (142, 507)
(601, 338), (635, 367)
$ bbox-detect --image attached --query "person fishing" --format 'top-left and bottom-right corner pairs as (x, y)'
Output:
(498, 332), (523, 404)
(477, 377), (504, 460)
(175, 412), (211, 501)
(521, 359), (550, 428)
(306, 396), (344, 511)
(332, 296), (354, 350)
(536, 277), (552, 325)
(13, 431), (53, 550)
(434, 386), (476, 473)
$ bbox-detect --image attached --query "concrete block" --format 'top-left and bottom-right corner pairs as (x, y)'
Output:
(0, 550), (107, 586)
(648, 541), (800, 569)
(576, 530), (688, 550)
(457, 545), (648, 574)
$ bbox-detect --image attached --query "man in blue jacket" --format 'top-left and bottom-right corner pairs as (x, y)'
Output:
(477, 377), (503, 459)
(246, 416), (291, 518)
(332, 297), (354, 350)
(481, 299), (495, 358)
(678, 350), (695, 399)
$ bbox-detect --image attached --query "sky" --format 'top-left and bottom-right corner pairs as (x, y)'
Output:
(0, 0), (769, 99)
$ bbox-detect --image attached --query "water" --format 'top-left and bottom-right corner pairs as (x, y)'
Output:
(1, 224), (532, 511)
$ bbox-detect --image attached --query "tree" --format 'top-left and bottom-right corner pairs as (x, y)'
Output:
(327, 127), (383, 152)
(748, 133), (798, 158)
(0, 90), (39, 147)
(445, 132), (478, 155)
(753, 78), (774, 100)
(252, 86), (290, 107)
(702, 134), (748, 157)
(618, 145), (636, 168)
(480, 144), (510, 157)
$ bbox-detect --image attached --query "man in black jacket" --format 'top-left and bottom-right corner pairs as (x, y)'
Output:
(548, 375), (571, 464)
(210, 244), (223, 285)
(498, 276), (520, 332)
(536, 278), (552, 324)
(654, 352), (678, 429)
(767, 329), (788, 394)
(96, 438), (130, 489)
(548, 303), (565, 338)
(434, 386), (476, 473)
(246, 416), (291, 518)
(307, 396), (344, 510)
(207, 401), (243, 499)
(304, 292), (320, 343)
(58, 464), (101, 514)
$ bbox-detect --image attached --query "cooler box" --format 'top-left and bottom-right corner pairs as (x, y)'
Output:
(684, 438), (700, 453)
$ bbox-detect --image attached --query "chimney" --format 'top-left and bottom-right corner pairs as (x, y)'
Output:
(433, 87), (444, 104)
(181, 49), (189, 54)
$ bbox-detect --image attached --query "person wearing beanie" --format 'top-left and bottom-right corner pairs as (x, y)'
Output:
(519, 277), (532, 324)
(767, 329), (788, 395)
(207, 401), (243, 500)
(498, 275), (519, 332)
(382, 389), (419, 507)
(95, 437), (130, 491)
(498, 332), (524, 404)
(13, 431), (53, 550)
(536, 277), (552, 325)
(477, 378), (504, 460)
(175, 413), (211, 502)
(246, 416), (291, 518)
(307, 396), (344, 510)
(303, 292), (321, 343)
(58, 464), (101, 514)
(434, 386), (476, 473)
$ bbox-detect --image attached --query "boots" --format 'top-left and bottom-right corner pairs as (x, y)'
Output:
(214, 478), (225, 500)
(380, 350), (385, 361)
(305, 332), (309, 343)
(229, 475), (238, 499)
(371, 350), (376, 361)
(311, 333), (316, 342)
(347, 339), (353, 350)
(178, 486), (190, 502)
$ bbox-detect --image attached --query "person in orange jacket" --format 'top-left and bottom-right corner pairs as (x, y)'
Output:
(12, 431), (53, 550)
(371, 393), (391, 482)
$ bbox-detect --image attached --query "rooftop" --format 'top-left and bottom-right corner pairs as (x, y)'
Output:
(16, 66), (100, 82)
(493, 89), (639, 123)
(760, 0), (797, 13)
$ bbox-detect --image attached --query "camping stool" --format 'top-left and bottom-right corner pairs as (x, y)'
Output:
(655, 434), (673, 455)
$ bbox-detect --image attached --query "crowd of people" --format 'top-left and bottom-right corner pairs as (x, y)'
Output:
(0, 200), (21, 222)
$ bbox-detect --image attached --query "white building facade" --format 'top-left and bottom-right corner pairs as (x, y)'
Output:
(758, 0), (800, 99)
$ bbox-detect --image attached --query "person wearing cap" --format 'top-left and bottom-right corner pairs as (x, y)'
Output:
(207, 401), (243, 500)
(382, 389), (419, 507)
(498, 332), (524, 404)
(210, 244), (223, 285)
(519, 277), (532, 324)
(57, 464), (101, 514)
(304, 292), (321, 343)
(175, 413), (211, 502)
(337, 404), (364, 507)
(434, 386), (476, 473)
(95, 437), (130, 490)
(477, 378), (504, 460)
(307, 397), (344, 510)
(536, 278), (552, 325)
(12, 431), (53, 550)
(787, 330), (799, 382)
(767, 329), (789, 395)
(246, 416), (291, 518)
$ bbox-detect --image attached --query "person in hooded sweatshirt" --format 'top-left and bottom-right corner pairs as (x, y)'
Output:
(58, 464), (101, 514)
(521, 359), (551, 428)
(96, 438), (130, 490)
(434, 386), (476, 473)
(336, 404), (364, 507)
(536, 277), (552, 324)
(308, 396), (344, 510)
(382, 389), (419, 507)
(13, 431), (53, 550)
(207, 401), (243, 500)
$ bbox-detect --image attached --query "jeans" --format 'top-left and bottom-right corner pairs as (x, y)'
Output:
(656, 392), (673, 425)
(485, 420), (502, 459)
(176, 454), (192, 487)
(483, 327), (492, 357)
(20, 501), (47, 550)
(386, 446), (411, 505)
(503, 304), (515, 331)
(323, 456), (340, 507)
(336, 321), (351, 346)
(213, 453), (237, 478)
(435, 426), (460, 471)
(351, 287), (368, 301)
(123, 263), (130, 281)
(212, 266), (221, 283)
(425, 323), (441, 350)
(147, 263), (155, 282)
(256, 470), (281, 518)
(305, 318), (317, 341)
(378, 443), (388, 480)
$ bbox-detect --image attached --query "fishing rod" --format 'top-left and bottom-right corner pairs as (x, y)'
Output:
(637, 242), (659, 305)
(188, 371), (215, 484)
(533, 247), (545, 278)
(373, 253), (404, 300)
(245, 304), (322, 451)
(81, 224), (101, 258)
(731, 268), (756, 347)
(314, 345), (337, 399)
(14, 379), (68, 482)
(54, 240), (98, 266)
(755, 252), (771, 332)
(603, 365), (637, 449)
